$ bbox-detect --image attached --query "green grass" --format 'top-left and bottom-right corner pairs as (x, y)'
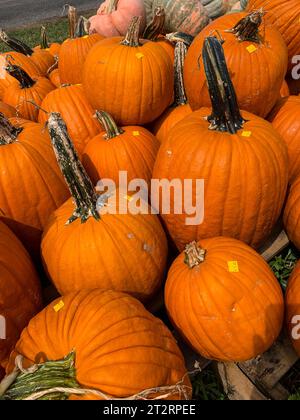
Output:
(192, 367), (227, 400)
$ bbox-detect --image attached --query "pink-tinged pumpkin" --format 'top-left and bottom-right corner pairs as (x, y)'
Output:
(144, 0), (210, 36)
(165, 238), (284, 362)
(286, 262), (300, 357)
(153, 36), (288, 252)
(38, 84), (102, 157)
(0, 220), (42, 377)
(184, 11), (288, 118)
(89, 0), (146, 37)
(3, 290), (191, 400)
(284, 177), (300, 251)
(268, 96), (300, 183)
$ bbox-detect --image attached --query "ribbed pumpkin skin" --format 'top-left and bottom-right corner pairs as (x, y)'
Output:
(49, 69), (61, 88)
(246, 0), (300, 70)
(284, 177), (300, 251)
(34, 43), (61, 58)
(82, 126), (160, 186)
(184, 12), (288, 118)
(30, 50), (55, 76)
(152, 104), (192, 143)
(286, 262), (300, 356)
(153, 109), (288, 251)
(165, 237), (284, 361)
(59, 34), (103, 85)
(0, 102), (16, 118)
(269, 96), (300, 183)
(41, 195), (168, 302)
(144, 0), (210, 36)
(0, 221), (42, 372)
(38, 85), (102, 156)
(7, 290), (191, 399)
(3, 77), (54, 122)
(0, 121), (69, 256)
(83, 38), (174, 126)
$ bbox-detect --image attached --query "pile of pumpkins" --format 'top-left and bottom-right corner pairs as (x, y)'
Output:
(0, 0), (300, 400)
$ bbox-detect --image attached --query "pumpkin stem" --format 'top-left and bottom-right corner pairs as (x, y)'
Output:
(121, 16), (141, 47)
(143, 6), (166, 40)
(104, 0), (119, 14)
(226, 9), (265, 43)
(0, 352), (80, 400)
(5, 64), (36, 88)
(184, 241), (206, 268)
(74, 16), (90, 38)
(40, 26), (50, 49)
(174, 41), (188, 106)
(0, 29), (34, 56)
(47, 112), (100, 224)
(203, 36), (245, 134)
(65, 5), (78, 39)
(95, 111), (124, 140)
(0, 112), (23, 145)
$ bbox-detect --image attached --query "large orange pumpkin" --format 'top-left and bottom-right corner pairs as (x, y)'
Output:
(82, 111), (160, 187)
(165, 237), (284, 362)
(246, 0), (300, 71)
(59, 9), (103, 85)
(284, 177), (300, 251)
(38, 84), (102, 157)
(286, 262), (300, 356)
(184, 10), (288, 118)
(83, 16), (174, 126)
(268, 96), (300, 183)
(0, 115), (69, 258)
(3, 64), (54, 122)
(0, 220), (42, 376)
(153, 36), (288, 252)
(3, 290), (191, 400)
(42, 113), (167, 302)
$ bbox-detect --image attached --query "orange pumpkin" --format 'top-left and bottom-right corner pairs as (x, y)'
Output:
(184, 11), (288, 118)
(38, 84), (102, 157)
(3, 290), (191, 400)
(286, 262), (300, 356)
(279, 80), (290, 99)
(83, 16), (174, 126)
(269, 96), (300, 183)
(42, 113), (167, 301)
(3, 64), (54, 121)
(151, 34), (193, 143)
(82, 111), (159, 187)
(246, 0), (300, 70)
(59, 9), (103, 85)
(48, 69), (61, 88)
(284, 177), (300, 251)
(0, 102), (16, 118)
(0, 221), (42, 375)
(0, 115), (69, 258)
(153, 36), (288, 251)
(165, 238), (284, 362)
(34, 26), (61, 58)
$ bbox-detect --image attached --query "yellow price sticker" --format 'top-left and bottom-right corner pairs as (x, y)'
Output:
(228, 261), (239, 273)
(246, 44), (257, 54)
(241, 131), (252, 138)
(133, 131), (140, 136)
(136, 53), (144, 59)
(54, 300), (65, 312)
(124, 195), (133, 202)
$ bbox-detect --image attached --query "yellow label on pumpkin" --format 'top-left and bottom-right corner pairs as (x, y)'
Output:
(83, 35), (89, 39)
(133, 131), (140, 136)
(228, 261), (239, 273)
(136, 53), (144, 59)
(124, 195), (133, 202)
(54, 300), (65, 312)
(241, 131), (252, 138)
(246, 44), (257, 53)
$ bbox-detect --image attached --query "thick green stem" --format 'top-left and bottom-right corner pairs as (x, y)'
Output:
(5, 64), (36, 88)
(104, 0), (119, 14)
(0, 113), (23, 145)
(174, 42), (188, 106)
(1, 352), (80, 401)
(121, 17), (141, 47)
(184, 241), (206, 268)
(226, 9), (265, 43)
(40, 26), (50, 49)
(203, 36), (245, 134)
(95, 111), (124, 140)
(0, 29), (34, 56)
(47, 112), (100, 224)
(143, 7), (166, 40)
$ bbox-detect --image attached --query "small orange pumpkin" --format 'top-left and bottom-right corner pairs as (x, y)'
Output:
(279, 80), (290, 99)
(284, 177), (300, 250)
(48, 69), (61, 88)
(286, 262), (300, 356)
(165, 237), (284, 361)
(34, 26), (61, 58)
